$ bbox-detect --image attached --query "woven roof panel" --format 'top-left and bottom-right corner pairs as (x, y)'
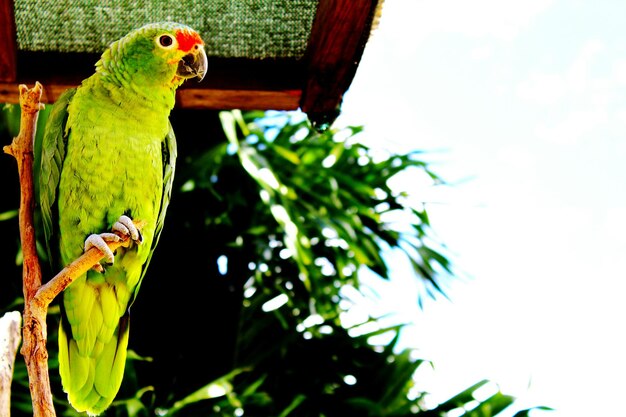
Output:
(13, 0), (318, 58)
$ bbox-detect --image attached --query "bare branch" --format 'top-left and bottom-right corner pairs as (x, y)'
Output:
(3, 82), (55, 417)
(0, 311), (22, 417)
(36, 221), (145, 309)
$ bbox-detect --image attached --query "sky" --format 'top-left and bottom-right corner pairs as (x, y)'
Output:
(336, 1), (626, 416)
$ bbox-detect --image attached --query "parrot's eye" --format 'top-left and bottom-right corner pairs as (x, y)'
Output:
(158, 34), (175, 48)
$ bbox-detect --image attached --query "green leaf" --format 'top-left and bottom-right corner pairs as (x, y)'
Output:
(277, 394), (306, 417)
(469, 391), (516, 416)
(272, 144), (302, 165)
(434, 379), (490, 412)
(0, 209), (18, 221)
(512, 406), (555, 416)
(167, 368), (249, 415)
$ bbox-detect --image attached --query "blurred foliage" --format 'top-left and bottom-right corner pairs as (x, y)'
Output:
(0, 105), (546, 417)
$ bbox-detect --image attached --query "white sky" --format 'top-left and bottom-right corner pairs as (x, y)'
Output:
(337, 1), (626, 416)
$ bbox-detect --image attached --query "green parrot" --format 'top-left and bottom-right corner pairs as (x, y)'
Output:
(36, 22), (207, 415)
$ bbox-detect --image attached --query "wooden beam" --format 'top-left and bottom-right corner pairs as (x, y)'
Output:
(300, 0), (380, 128)
(0, 82), (301, 110)
(176, 88), (301, 110)
(0, 0), (17, 82)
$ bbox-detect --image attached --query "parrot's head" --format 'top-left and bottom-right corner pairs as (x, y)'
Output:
(98, 22), (208, 89)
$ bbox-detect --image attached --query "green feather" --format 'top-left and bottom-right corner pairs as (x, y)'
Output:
(36, 22), (201, 415)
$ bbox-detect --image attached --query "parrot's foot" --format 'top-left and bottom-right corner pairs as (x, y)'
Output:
(84, 215), (143, 272)
(112, 215), (143, 244)
(84, 233), (120, 271)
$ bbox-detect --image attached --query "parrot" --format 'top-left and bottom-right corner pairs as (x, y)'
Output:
(36, 22), (207, 415)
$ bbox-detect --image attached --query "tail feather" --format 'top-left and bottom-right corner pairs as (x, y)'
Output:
(95, 317), (129, 399)
(59, 313), (130, 416)
(68, 339), (92, 391)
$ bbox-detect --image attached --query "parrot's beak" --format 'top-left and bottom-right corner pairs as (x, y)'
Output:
(177, 45), (208, 81)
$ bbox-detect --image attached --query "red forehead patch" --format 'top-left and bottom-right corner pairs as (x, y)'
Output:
(176, 29), (203, 52)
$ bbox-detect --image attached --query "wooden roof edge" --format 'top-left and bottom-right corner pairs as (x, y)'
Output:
(300, 0), (382, 129)
(0, 0), (383, 118)
(0, 0), (17, 82)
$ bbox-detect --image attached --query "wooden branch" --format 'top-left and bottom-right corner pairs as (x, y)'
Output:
(3, 82), (54, 417)
(0, 311), (22, 417)
(36, 234), (138, 307)
(4, 83), (141, 417)
(3, 83), (45, 302)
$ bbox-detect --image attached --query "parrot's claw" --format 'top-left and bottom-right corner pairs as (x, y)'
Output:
(84, 233), (120, 265)
(83, 215), (142, 272)
(112, 215), (142, 244)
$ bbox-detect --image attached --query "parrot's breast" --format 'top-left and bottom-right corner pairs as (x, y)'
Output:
(58, 82), (169, 289)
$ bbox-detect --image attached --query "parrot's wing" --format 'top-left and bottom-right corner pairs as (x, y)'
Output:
(37, 88), (76, 265)
(151, 122), (177, 263)
(130, 121), (177, 305)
